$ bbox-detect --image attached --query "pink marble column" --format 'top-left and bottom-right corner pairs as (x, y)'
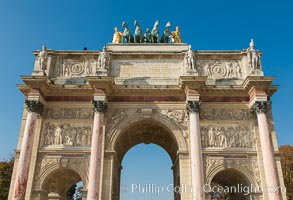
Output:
(187, 101), (205, 200)
(13, 100), (43, 200)
(252, 101), (282, 200)
(87, 100), (107, 200)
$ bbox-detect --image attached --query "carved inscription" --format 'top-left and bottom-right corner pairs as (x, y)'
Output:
(112, 59), (181, 77)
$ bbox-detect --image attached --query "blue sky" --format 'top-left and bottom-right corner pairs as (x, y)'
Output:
(0, 0), (292, 199)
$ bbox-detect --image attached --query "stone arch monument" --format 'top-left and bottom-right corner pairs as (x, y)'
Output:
(9, 38), (287, 200)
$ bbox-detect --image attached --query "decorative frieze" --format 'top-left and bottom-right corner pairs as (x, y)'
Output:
(45, 108), (94, 119)
(200, 125), (253, 148)
(42, 123), (92, 147)
(200, 108), (253, 121)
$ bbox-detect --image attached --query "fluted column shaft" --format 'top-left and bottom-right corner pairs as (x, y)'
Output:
(251, 101), (282, 200)
(13, 100), (44, 200)
(187, 101), (205, 200)
(87, 100), (108, 200)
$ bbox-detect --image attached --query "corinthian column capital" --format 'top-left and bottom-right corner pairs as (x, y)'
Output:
(250, 101), (270, 114)
(25, 100), (44, 114)
(92, 100), (108, 113)
(186, 101), (200, 113)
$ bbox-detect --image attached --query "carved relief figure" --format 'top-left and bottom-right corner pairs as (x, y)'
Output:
(208, 127), (215, 147)
(186, 45), (196, 71)
(246, 39), (261, 70)
(44, 123), (54, 145)
(97, 47), (109, 70)
(216, 127), (227, 148)
(112, 26), (123, 43)
(85, 61), (94, 75)
(227, 63), (234, 78)
(36, 45), (48, 71)
(54, 127), (63, 145)
(234, 62), (242, 78)
(171, 26), (182, 43)
(206, 64), (213, 77)
(76, 128), (82, 146)
(64, 64), (71, 77)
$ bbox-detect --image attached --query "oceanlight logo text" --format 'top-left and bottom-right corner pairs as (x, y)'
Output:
(203, 184), (286, 196)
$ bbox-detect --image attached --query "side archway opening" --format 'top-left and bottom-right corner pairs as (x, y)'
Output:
(210, 168), (253, 200)
(42, 168), (83, 199)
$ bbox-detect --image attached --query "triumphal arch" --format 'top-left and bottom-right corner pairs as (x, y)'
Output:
(9, 22), (286, 200)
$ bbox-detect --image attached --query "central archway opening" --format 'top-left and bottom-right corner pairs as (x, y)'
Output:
(111, 120), (181, 200)
(120, 144), (174, 200)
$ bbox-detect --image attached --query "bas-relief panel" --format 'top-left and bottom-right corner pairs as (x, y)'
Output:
(41, 108), (94, 148)
(42, 122), (92, 147)
(200, 107), (255, 149)
(49, 58), (98, 78)
(200, 125), (253, 148)
(197, 60), (244, 80)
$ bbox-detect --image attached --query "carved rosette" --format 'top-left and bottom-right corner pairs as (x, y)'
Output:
(92, 100), (108, 113)
(25, 100), (44, 114)
(186, 101), (200, 113)
(250, 101), (270, 114)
